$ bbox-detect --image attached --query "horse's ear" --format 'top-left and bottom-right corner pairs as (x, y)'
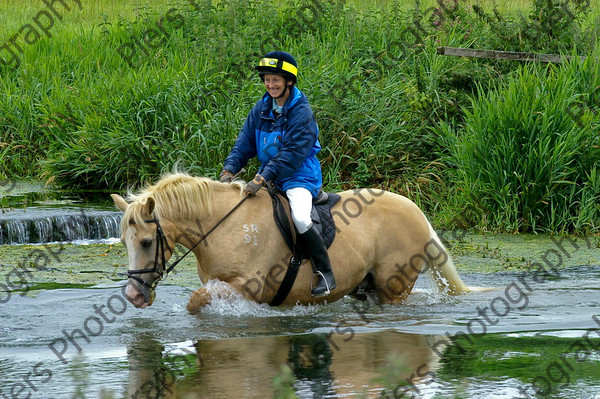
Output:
(143, 196), (156, 217)
(111, 194), (129, 212)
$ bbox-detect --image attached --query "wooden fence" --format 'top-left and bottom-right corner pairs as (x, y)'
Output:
(436, 46), (587, 63)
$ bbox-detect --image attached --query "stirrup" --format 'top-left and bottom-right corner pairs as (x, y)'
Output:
(311, 271), (332, 297)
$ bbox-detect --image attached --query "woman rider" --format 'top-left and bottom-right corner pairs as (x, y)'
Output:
(219, 50), (335, 297)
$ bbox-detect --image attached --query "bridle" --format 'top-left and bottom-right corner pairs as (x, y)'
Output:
(126, 195), (249, 289)
(126, 217), (172, 290)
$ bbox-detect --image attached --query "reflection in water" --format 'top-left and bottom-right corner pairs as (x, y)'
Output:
(288, 335), (335, 397)
(126, 330), (439, 398)
(2, 265), (600, 397)
(127, 336), (176, 398)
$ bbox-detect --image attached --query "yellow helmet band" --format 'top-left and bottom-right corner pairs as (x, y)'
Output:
(258, 57), (298, 78)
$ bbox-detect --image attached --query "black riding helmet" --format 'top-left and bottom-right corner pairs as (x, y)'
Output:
(255, 51), (298, 84)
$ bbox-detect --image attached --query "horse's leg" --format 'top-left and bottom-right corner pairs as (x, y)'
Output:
(372, 252), (425, 304)
(187, 287), (212, 314)
(186, 277), (260, 314)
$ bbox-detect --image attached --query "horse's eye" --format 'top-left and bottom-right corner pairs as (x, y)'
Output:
(141, 239), (153, 248)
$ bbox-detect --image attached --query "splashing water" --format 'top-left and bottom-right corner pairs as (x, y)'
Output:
(201, 279), (322, 318)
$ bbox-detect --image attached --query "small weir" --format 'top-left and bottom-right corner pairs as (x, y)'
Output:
(0, 182), (121, 244)
(0, 208), (121, 244)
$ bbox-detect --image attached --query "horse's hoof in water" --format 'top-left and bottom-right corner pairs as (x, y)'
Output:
(187, 288), (211, 314)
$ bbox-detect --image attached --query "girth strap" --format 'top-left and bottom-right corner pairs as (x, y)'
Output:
(269, 255), (302, 306)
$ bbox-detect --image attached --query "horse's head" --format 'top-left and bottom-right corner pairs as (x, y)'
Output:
(112, 193), (175, 309)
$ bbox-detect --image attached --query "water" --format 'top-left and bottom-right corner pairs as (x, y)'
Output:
(0, 182), (121, 244)
(1, 183), (599, 398)
(1, 266), (599, 398)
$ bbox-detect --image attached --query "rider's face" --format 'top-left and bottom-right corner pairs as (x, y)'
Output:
(263, 74), (289, 98)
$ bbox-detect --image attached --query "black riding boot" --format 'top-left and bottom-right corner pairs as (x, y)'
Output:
(300, 225), (336, 296)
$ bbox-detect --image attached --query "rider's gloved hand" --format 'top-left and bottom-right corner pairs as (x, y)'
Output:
(245, 174), (266, 196)
(219, 169), (235, 183)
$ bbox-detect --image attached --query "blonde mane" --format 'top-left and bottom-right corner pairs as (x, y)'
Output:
(120, 173), (245, 231)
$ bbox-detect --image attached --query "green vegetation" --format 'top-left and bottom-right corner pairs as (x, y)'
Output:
(272, 365), (299, 399)
(439, 58), (600, 233)
(1, 0), (599, 233)
(0, 241), (199, 299)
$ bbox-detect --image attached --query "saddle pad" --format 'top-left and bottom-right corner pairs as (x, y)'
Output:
(271, 190), (341, 257)
(315, 193), (341, 249)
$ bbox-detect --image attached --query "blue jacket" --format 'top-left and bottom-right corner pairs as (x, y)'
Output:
(223, 86), (323, 197)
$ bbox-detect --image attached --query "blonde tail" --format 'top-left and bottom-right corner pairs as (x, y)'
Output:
(426, 221), (470, 295)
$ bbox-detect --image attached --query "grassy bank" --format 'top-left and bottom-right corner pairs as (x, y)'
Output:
(1, 0), (599, 233)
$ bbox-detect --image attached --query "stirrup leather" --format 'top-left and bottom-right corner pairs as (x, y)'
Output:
(311, 271), (332, 296)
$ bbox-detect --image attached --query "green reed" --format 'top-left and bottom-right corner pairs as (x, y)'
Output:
(441, 55), (600, 233)
(1, 0), (598, 233)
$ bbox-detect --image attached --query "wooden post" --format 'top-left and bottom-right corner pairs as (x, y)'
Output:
(436, 47), (586, 63)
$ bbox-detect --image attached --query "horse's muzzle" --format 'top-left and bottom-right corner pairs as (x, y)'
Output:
(125, 279), (156, 308)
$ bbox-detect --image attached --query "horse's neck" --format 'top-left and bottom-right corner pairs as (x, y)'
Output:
(172, 185), (244, 243)
(173, 187), (278, 280)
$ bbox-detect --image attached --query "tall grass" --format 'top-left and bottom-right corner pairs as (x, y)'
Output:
(1, 0), (599, 232)
(440, 55), (600, 233)
(2, 0), (451, 190)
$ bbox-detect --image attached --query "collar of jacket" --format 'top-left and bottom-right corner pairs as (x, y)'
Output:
(260, 86), (303, 119)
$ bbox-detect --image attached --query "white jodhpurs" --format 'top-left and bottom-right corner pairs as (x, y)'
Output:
(286, 187), (314, 234)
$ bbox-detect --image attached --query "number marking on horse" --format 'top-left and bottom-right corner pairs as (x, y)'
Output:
(243, 224), (259, 246)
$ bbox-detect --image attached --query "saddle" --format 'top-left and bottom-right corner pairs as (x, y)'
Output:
(267, 185), (341, 305)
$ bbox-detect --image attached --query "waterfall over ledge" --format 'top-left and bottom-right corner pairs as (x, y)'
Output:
(0, 208), (122, 245)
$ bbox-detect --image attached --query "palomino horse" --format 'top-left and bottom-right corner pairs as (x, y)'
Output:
(112, 173), (469, 313)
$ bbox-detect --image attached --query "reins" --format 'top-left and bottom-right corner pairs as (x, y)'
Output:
(127, 195), (250, 288)
(164, 195), (250, 273)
